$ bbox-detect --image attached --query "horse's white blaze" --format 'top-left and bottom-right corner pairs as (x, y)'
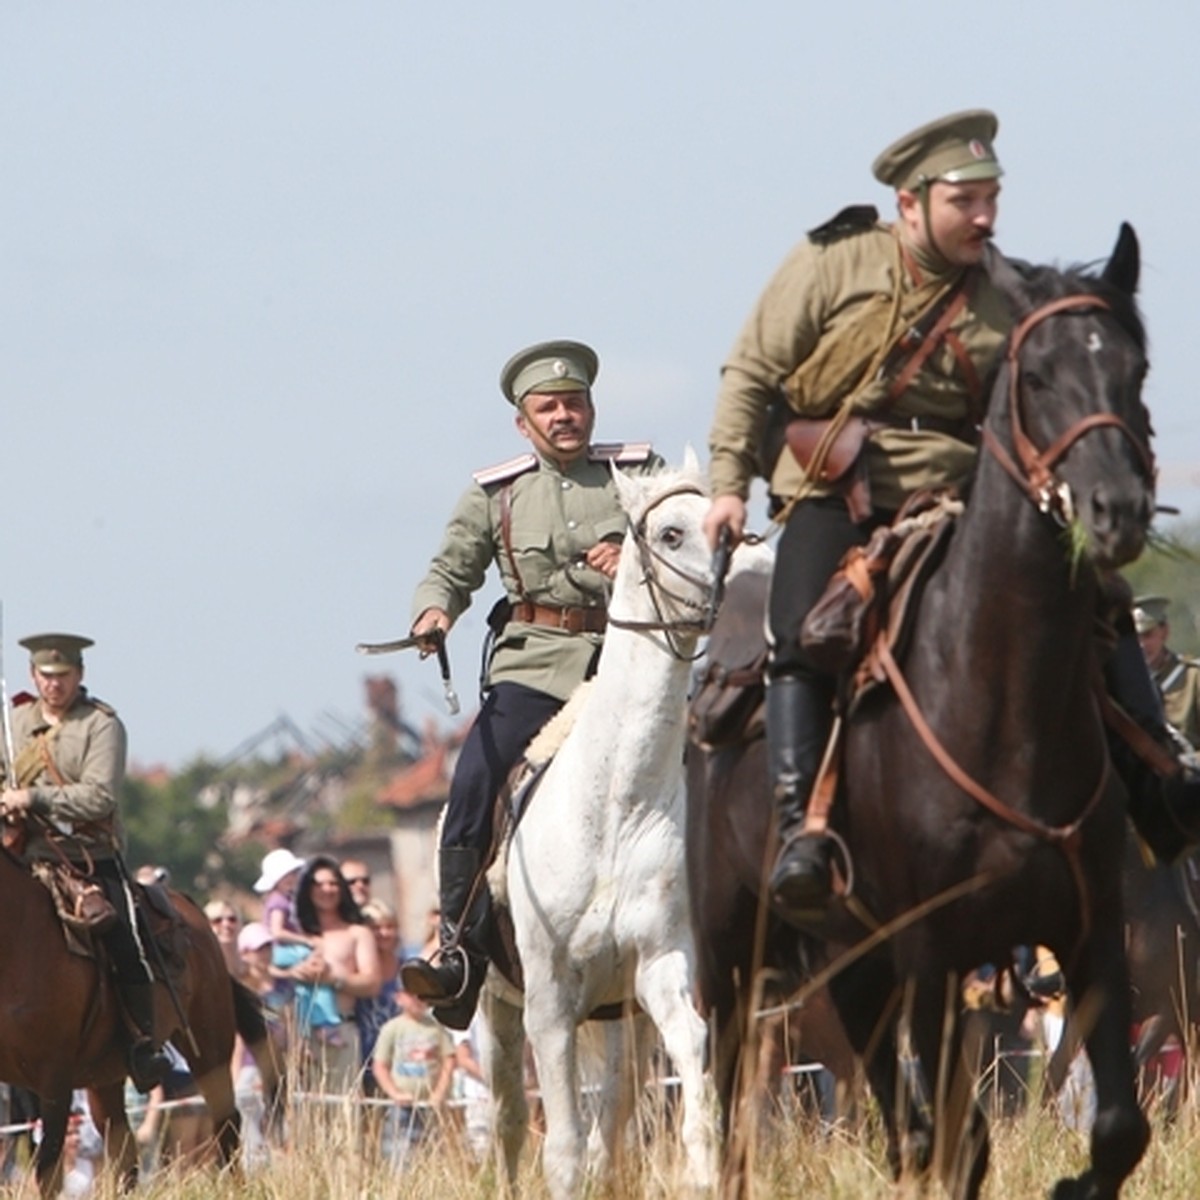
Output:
(1087, 330), (1104, 352)
(485, 458), (721, 1199)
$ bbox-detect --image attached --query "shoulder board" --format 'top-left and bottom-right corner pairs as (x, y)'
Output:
(85, 695), (117, 716)
(472, 453), (538, 488)
(10, 691), (35, 707)
(588, 442), (654, 466)
(807, 204), (880, 246)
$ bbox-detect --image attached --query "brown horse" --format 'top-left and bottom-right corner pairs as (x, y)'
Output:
(694, 225), (1157, 1200)
(0, 849), (279, 1195)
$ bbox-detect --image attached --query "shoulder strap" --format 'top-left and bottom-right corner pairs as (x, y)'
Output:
(473, 453), (538, 488)
(498, 485), (530, 604)
(883, 270), (976, 405)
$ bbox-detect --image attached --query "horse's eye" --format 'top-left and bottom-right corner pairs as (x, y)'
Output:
(660, 526), (684, 550)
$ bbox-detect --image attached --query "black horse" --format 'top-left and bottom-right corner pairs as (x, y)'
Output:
(692, 225), (1157, 1200)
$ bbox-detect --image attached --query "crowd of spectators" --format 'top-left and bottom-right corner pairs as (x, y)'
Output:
(0, 850), (494, 1194)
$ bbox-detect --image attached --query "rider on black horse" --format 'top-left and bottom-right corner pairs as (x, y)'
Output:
(701, 108), (1199, 927)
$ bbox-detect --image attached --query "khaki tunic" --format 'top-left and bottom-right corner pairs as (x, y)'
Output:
(9, 690), (127, 862)
(709, 221), (1013, 513)
(412, 445), (664, 702)
(1153, 649), (1200, 750)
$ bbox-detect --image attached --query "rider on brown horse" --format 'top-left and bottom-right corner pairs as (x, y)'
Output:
(0, 633), (172, 1092)
(702, 108), (1198, 927)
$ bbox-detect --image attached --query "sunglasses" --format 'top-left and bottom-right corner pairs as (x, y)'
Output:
(210, 915), (239, 925)
(345, 875), (370, 887)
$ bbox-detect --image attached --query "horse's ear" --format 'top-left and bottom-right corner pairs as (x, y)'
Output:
(1102, 222), (1140, 297)
(610, 461), (640, 514)
(681, 444), (702, 479)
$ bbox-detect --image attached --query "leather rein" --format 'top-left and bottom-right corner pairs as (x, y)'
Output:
(874, 293), (1153, 938)
(605, 483), (715, 660)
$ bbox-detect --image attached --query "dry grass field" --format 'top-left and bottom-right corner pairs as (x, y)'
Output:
(52, 1062), (1200, 1200)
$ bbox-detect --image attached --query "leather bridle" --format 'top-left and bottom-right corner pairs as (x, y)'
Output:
(982, 293), (1155, 524)
(606, 483), (715, 660)
(870, 293), (1153, 945)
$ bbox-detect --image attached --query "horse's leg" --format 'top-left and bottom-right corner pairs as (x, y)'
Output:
(85, 1082), (139, 1191)
(481, 984), (529, 1192)
(524, 986), (588, 1200)
(33, 1091), (71, 1199)
(826, 952), (912, 1180)
(1053, 921), (1150, 1200)
(634, 951), (718, 1196)
(904, 970), (989, 1200)
(585, 1016), (632, 1180)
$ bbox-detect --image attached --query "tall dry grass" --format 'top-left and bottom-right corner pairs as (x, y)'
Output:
(64, 1057), (1200, 1200)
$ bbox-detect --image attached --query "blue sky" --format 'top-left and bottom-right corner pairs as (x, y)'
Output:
(2, 3), (1196, 767)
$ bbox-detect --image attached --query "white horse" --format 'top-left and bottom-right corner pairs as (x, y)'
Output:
(483, 452), (720, 1199)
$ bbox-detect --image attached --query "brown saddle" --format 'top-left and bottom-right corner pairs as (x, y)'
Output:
(33, 860), (188, 981)
(802, 489), (961, 715)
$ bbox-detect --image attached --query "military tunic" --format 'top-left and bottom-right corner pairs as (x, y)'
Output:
(413, 444), (663, 702)
(1153, 649), (1200, 750)
(708, 216), (1015, 678)
(9, 689), (127, 862)
(709, 220), (1012, 513)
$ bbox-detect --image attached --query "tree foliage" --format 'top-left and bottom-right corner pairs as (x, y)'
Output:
(121, 758), (260, 898)
(1124, 517), (1200, 656)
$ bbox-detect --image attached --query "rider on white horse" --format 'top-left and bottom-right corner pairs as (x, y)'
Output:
(400, 339), (663, 1029)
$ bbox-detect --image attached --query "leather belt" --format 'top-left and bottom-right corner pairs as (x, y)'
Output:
(511, 601), (607, 634)
(881, 413), (979, 444)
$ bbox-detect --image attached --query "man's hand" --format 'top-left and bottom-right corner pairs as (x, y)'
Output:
(585, 541), (622, 580)
(411, 608), (452, 658)
(703, 495), (747, 551)
(1, 788), (31, 815)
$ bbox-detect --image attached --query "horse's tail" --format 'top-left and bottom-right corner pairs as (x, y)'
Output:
(232, 977), (286, 1134)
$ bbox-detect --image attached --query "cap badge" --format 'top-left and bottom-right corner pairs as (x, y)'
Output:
(552, 359), (568, 377)
(968, 139), (988, 160)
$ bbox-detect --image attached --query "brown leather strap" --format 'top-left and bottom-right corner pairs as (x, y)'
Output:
(1094, 684), (1181, 779)
(511, 601), (607, 634)
(499, 484), (530, 604)
(886, 281), (973, 403)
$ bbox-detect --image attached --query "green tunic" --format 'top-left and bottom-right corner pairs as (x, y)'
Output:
(411, 444), (663, 702)
(708, 220), (1013, 513)
(1153, 648), (1200, 750)
(9, 689), (127, 862)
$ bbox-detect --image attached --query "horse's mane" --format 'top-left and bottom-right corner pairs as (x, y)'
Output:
(618, 456), (709, 526)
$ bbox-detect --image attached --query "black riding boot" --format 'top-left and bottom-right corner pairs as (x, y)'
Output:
(122, 980), (171, 1093)
(1108, 629), (1200, 863)
(766, 673), (835, 926)
(400, 846), (490, 1031)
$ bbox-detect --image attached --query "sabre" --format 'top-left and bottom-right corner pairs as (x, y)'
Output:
(355, 628), (461, 715)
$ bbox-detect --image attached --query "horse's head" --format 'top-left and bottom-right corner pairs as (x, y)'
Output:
(985, 223), (1154, 569)
(609, 447), (715, 649)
